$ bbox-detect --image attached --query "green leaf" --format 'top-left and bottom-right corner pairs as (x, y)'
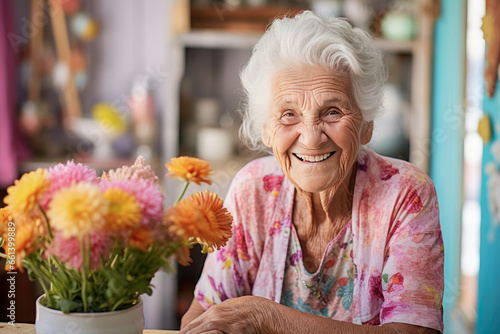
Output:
(382, 273), (389, 284)
(57, 298), (82, 314)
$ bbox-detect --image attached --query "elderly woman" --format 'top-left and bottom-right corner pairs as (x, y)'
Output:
(180, 11), (443, 334)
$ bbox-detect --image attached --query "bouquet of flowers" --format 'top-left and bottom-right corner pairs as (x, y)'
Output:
(0, 156), (233, 313)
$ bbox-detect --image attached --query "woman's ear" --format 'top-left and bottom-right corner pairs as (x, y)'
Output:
(262, 123), (272, 148)
(360, 120), (374, 145)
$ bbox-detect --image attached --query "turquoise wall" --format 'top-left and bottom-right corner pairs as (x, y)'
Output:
(430, 0), (466, 331)
(477, 82), (500, 331)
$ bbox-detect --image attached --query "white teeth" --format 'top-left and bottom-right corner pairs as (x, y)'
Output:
(295, 152), (333, 162)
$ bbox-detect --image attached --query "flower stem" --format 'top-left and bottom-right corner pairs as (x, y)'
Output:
(79, 236), (88, 312)
(175, 181), (190, 204)
(87, 234), (91, 270)
(39, 205), (53, 242)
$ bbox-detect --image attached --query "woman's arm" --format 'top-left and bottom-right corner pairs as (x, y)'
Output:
(179, 296), (438, 334)
(180, 298), (206, 329)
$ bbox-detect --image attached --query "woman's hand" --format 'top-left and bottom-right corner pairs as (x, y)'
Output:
(179, 295), (284, 334)
(179, 296), (439, 334)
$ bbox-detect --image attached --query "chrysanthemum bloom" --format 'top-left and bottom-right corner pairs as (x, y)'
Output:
(41, 161), (98, 210)
(45, 230), (113, 270)
(165, 157), (212, 185)
(100, 179), (163, 227)
(101, 156), (159, 184)
(4, 217), (45, 272)
(4, 169), (50, 220)
(167, 190), (232, 253)
(48, 182), (108, 238)
(127, 226), (154, 252)
(103, 188), (141, 231)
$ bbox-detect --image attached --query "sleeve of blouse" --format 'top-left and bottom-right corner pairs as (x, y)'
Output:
(193, 167), (262, 310)
(380, 176), (444, 332)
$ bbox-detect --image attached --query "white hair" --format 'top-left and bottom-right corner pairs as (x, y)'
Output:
(239, 10), (388, 151)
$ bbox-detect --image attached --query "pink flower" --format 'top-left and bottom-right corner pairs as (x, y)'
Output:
(100, 179), (163, 227)
(380, 163), (399, 181)
(369, 273), (384, 301)
(262, 174), (284, 196)
(100, 156), (159, 184)
(46, 230), (113, 270)
(41, 161), (98, 210)
(406, 190), (423, 214)
(387, 273), (405, 293)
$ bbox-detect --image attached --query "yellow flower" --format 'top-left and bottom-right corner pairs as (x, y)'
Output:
(103, 188), (141, 231)
(91, 102), (127, 135)
(165, 157), (212, 185)
(4, 169), (50, 220)
(167, 190), (232, 253)
(48, 183), (108, 237)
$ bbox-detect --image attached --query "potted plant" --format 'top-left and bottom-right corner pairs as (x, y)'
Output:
(0, 156), (233, 334)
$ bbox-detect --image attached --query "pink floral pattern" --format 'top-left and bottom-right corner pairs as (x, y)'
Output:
(195, 147), (444, 332)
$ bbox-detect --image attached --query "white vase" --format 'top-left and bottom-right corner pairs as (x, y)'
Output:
(35, 295), (145, 334)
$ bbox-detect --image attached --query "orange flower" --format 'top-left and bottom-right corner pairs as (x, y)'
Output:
(167, 190), (233, 253)
(175, 246), (193, 267)
(165, 200), (208, 242)
(4, 217), (45, 272)
(128, 226), (154, 252)
(165, 157), (212, 185)
(0, 207), (11, 237)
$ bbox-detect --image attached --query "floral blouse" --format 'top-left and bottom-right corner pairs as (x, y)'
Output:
(194, 146), (444, 332)
(280, 221), (355, 322)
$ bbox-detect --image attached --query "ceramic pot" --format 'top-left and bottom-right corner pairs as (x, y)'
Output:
(35, 295), (145, 334)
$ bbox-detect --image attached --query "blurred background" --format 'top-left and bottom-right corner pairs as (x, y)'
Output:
(0, 0), (497, 332)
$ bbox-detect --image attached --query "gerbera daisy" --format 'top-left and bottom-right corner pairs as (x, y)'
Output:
(4, 169), (50, 220)
(41, 161), (98, 210)
(190, 190), (233, 253)
(167, 190), (232, 253)
(165, 157), (212, 185)
(103, 188), (141, 231)
(165, 200), (207, 242)
(48, 182), (108, 238)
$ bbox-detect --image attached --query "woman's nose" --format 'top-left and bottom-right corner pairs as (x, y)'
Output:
(298, 124), (328, 148)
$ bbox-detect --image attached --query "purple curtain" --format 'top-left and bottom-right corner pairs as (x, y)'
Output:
(0, 0), (30, 187)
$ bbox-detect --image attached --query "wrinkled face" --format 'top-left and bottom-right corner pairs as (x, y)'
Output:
(262, 66), (373, 194)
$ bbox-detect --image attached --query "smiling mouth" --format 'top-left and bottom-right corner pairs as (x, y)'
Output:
(293, 151), (335, 163)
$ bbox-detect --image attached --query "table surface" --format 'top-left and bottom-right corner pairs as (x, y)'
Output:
(0, 323), (179, 333)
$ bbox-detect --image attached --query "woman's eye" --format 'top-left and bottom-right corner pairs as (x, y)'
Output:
(280, 111), (299, 124)
(281, 111), (296, 119)
(324, 108), (342, 122)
